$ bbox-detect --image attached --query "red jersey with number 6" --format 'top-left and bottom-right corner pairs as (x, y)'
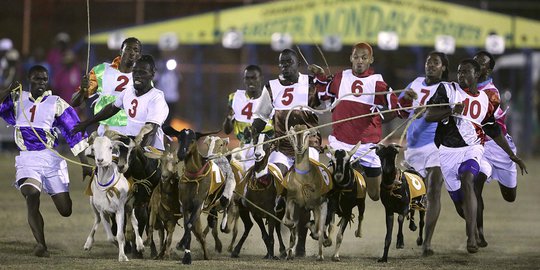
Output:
(326, 69), (400, 145)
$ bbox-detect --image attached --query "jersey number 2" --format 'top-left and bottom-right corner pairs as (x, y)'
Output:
(129, 99), (138, 117)
(241, 102), (253, 120)
(115, 75), (129, 92)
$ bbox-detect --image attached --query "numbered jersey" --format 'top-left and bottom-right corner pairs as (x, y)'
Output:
(269, 74), (310, 110)
(405, 77), (443, 148)
(93, 62), (132, 127)
(327, 69), (399, 144)
(229, 90), (273, 142)
(231, 90), (259, 122)
(0, 91), (87, 155)
(477, 78), (507, 138)
(114, 87), (169, 150)
(431, 82), (497, 147)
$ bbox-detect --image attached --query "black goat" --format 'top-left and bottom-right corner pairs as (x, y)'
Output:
(326, 144), (366, 262)
(374, 144), (426, 263)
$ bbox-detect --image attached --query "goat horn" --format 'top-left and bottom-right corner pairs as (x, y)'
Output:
(195, 129), (222, 140)
(349, 141), (362, 156)
(163, 125), (181, 137)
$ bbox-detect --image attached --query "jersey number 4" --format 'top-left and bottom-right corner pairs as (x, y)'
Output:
(241, 102), (253, 120)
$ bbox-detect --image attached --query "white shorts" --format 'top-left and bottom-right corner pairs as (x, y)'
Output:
(439, 145), (484, 192)
(328, 135), (381, 168)
(14, 149), (70, 195)
(268, 147), (320, 171)
(404, 143), (440, 178)
(481, 134), (517, 188)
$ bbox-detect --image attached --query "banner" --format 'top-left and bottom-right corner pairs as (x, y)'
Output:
(515, 17), (540, 48)
(90, 13), (216, 45)
(218, 0), (513, 47)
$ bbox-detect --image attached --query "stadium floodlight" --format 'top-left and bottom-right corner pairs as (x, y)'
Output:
(322, 35), (342, 52)
(271, 32), (293, 51)
(485, 34), (505, 55)
(435, 35), (456, 55)
(222, 29), (244, 49)
(107, 32), (126, 50)
(377, 31), (399, 50)
(166, 59), (177, 71)
(159, 32), (179, 51)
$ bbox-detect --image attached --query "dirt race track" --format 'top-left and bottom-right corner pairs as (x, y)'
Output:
(0, 152), (539, 270)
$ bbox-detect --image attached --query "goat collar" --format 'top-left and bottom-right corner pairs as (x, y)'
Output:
(97, 170), (117, 188)
(295, 167), (310, 175)
(184, 161), (210, 179)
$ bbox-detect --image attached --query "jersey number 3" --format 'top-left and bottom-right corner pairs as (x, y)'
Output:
(241, 102), (253, 120)
(129, 99), (138, 117)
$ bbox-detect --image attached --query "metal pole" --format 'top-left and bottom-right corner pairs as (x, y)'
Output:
(22, 0), (31, 56)
(135, 0), (145, 25)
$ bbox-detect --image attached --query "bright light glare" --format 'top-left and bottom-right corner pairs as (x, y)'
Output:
(166, 59), (177, 71)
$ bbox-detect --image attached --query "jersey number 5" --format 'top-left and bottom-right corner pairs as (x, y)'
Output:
(462, 98), (481, 119)
(241, 102), (253, 120)
(129, 99), (138, 117)
(115, 75), (129, 92)
(281, 88), (294, 106)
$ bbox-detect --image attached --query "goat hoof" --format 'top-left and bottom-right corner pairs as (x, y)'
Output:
(416, 237), (423, 246)
(422, 248), (434, 257)
(467, 245), (479, 254)
(323, 238), (332, 247)
(354, 229), (362, 238)
(409, 223), (417, 231)
(377, 257), (388, 263)
(478, 238), (488, 248)
(181, 253), (192, 265)
(396, 242), (404, 249)
(332, 256), (340, 262)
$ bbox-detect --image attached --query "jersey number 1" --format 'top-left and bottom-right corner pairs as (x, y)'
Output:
(29, 105), (36, 122)
(241, 102), (253, 120)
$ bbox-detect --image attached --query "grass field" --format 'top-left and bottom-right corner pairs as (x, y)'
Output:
(0, 151), (539, 270)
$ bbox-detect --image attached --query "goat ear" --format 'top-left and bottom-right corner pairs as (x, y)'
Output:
(370, 144), (383, 152)
(87, 131), (98, 145)
(163, 125), (181, 137)
(390, 143), (402, 149)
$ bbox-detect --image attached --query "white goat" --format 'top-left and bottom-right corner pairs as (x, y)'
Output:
(83, 134), (144, 261)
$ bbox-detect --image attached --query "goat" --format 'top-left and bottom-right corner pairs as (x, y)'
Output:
(147, 138), (181, 259)
(83, 132), (144, 261)
(283, 124), (332, 261)
(326, 143), (367, 261)
(373, 144), (426, 262)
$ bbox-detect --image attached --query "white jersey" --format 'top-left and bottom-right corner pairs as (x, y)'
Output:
(268, 73), (310, 110)
(408, 77), (439, 108)
(433, 82), (495, 147)
(114, 87), (169, 150)
(231, 90), (263, 123)
(336, 70), (393, 107)
(100, 64), (133, 97)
